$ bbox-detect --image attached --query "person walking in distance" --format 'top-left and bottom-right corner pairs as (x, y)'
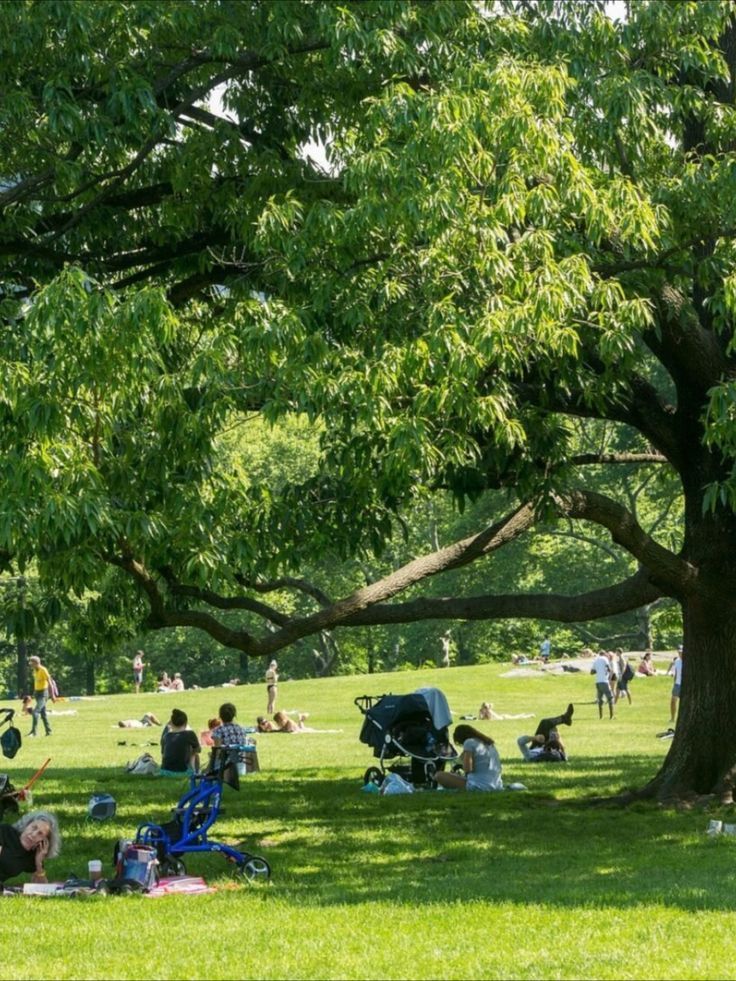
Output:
(28, 655), (52, 737)
(132, 650), (145, 694)
(592, 649), (614, 720)
(266, 660), (278, 714)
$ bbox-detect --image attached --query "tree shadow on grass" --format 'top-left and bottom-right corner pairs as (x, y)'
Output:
(13, 760), (735, 914)
(235, 762), (735, 915)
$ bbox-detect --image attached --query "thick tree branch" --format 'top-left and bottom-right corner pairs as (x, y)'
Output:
(339, 568), (664, 626)
(159, 569), (289, 626)
(556, 489), (696, 596)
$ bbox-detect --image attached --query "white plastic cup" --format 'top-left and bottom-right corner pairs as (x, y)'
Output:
(88, 859), (103, 882)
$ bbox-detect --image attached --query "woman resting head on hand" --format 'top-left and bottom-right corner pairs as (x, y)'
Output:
(0, 810), (61, 884)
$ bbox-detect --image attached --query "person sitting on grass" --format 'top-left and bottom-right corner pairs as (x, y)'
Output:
(200, 717), (222, 747)
(434, 724), (503, 791)
(156, 672), (172, 692)
(0, 811), (61, 884)
(637, 651), (658, 676)
(160, 708), (200, 775)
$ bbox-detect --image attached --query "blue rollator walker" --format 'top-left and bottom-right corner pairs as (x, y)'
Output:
(135, 745), (271, 881)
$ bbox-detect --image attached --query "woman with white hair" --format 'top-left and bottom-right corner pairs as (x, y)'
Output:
(265, 660), (278, 714)
(0, 810), (61, 883)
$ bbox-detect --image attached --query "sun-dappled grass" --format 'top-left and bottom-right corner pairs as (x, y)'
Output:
(1, 659), (734, 980)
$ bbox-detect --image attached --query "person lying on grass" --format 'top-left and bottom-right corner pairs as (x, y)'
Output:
(256, 712), (301, 733)
(256, 712), (340, 734)
(118, 712), (161, 728)
(0, 811), (61, 884)
(516, 732), (568, 762)
(478, 701), (534, 721)
(434, 724), (503, 791)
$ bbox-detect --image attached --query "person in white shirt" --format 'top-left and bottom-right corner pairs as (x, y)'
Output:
(592, 651), (614, 719)
(668, 646), (684, 724)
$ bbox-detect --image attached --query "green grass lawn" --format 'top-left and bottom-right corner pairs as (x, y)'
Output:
(0, 658), (733, 980)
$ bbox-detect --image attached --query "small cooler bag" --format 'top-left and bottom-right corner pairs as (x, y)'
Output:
(111, 840), (159, 892)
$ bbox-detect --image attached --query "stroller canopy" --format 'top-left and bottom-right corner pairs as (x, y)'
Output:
(414, 688), (452, 731)
(359, 687), (453, 756)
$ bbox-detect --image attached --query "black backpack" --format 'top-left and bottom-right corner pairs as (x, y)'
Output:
(1, 725), (21, 759)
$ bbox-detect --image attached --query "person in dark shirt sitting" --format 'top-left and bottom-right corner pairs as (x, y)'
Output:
(0, 811), (61, 884)
(160, 708), (200, 775)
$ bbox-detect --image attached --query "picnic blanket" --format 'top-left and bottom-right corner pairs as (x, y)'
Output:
(2, 875), (215, 898)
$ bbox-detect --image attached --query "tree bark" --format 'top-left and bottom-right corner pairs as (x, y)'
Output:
(642, 509), (736, 803)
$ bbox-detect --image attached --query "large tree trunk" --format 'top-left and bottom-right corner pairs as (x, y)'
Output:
(643, 586), (736, 803)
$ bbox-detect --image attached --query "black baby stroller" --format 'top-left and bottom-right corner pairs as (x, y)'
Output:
(134, 746), (271, 881)
(356, 686), (459, 788)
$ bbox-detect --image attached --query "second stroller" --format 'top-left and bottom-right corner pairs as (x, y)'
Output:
(356, 686), (458, 788)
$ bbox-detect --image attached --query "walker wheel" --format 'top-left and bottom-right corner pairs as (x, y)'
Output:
(238, 856), (271, 881)
(160, 856), (187, 876)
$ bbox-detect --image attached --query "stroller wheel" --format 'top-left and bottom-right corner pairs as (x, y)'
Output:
(363, 766), (384, 787)
(238, 856), (271, 882)
(160, 856), (187, 877)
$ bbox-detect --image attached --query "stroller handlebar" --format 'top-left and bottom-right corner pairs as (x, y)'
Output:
(354, 695), (386, 713)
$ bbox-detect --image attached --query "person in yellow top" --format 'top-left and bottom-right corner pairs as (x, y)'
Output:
(28, 655), (52, 737)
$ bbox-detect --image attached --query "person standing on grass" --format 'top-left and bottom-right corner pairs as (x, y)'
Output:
(132, 650), (145, 694)
(435, 724), (503, 791)
(592, 650), (614, 720)
(615, 649), (634, 705)
(265, 660), (278, 714)
(539, 636), (552, 663)
(668, 646), (683, 724)
(28, 655), (52, 737)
